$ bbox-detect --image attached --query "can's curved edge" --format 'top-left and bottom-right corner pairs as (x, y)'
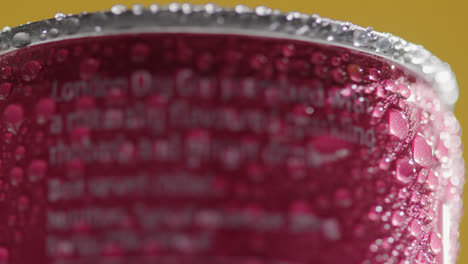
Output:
(0, 3), (459, 110)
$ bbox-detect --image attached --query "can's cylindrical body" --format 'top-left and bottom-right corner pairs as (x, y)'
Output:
(0, 6), (464, 264)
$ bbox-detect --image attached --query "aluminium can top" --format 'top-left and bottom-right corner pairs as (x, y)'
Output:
(0, 3), (459, 110)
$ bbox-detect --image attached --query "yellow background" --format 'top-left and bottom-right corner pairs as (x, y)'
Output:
(0, 0), (467, 262)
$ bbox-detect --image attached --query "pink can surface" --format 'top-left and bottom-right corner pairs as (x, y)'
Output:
(0, 4), (463, 264)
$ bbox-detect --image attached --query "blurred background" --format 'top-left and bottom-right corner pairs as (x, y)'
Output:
(0, 0), (466, 262)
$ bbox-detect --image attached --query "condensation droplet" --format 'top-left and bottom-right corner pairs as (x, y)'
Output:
(10, 167), (24, 186)
(36, 98), (56, 124)
(0, 247), (9, 263)
(310, 51), (327, 65)
(3, 104), (24, 134)
(321, 218), (341, 241)
(39, 30), (48, 40)
(412, 135), (434, 167)
(79, 58), (100, 80)
(417, 169), (428, 184)
(55, 48), (69, 63)
(331, 68), (347, 83)
(368, 68), (381, 81)
(149, 4), (160, 14)
(391, 210), (405, 226)
(377, 37), (392, 53)
(347, 64), (364, 82)
(353, 30), (371, 47)
(0, 82), (12, 100)
(132, 4), (145, 15)
(388, 109), (409, 139)
(376, 84), (387, 98)
(379, 157), (392, 170)
(28, 159), (47, 182)
(426, 171), (438, 190)
(12, 32), (31, 48)
(48, 28), (60, 38)
(17, 195), (30, 211)
(368, 206), (382, 221)
(21, 60), (42, 82)
(386, 80), (398, 93)
(398, 83), (411, 99)
(111, 4), (128, 15)
(0, 66), (12, 80)
(15, 145), (25, 160)
(334, 187), (352, 207)
(61, 17), (81, 35)
(429, 232), (442, 254)
(410, 192), (420, 203)
(330, 56), (342, 67)
(55, 12), (66, 21)
(372, 103), (386, 118)
(409, 219), (423, 239)
(395, 158), (416, 184)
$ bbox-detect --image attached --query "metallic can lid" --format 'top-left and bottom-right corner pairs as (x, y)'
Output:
(0, 3), (460, 109)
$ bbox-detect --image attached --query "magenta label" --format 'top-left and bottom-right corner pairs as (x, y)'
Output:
(0, 34), (462, 264)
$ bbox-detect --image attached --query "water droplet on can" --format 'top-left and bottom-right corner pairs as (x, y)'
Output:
(347, 64), (364, 82)
(321, 218), (341, 241)
(412, 135), (434, 167)
(132, 4), (145, 15)
(55, 48), (69, 62)
(398, 83), (411, 98)
(377, 37), (392, 53)
(61, 17), (81, 34)
(4, 104), (24, 134)
(79, 57), (100, 80)
(10, 167), (24, 186)
(55, 12), (66, 21)
(388, 110), (409, 139)
(36, 98), (56, 124)
(371, 103), (386, 118)
(429, 232), (442, 254)
(391, 210), (405, 226)
(353, 30), (371, 47)
(0, 82), (12, 100)
(368, 68), (381, 81)
(48, 28), (60, 38)
(334, 188), (352, 207)
(21, 60), (42, 82)
(12, 32), (31, 48)
(39, 30), (48, 40)
(28, 159), (47, 182)
(426, 171), (438, 190)
(111, 4), (128, 15)
(149, 4), (160, 14)
(17, 195), (30, 211)
(15, 145), (25, 160)
(409, 219), (423, 239)
(0, 66), (12, 80)
(131, 43), (150, 63)
(0, 247), (9, 263)
(395, 158), (416, 184)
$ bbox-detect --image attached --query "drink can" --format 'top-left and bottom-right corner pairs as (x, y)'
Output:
(0, 4), (463, 264)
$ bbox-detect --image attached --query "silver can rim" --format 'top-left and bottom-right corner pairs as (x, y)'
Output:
(0, 3), (459, 110)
